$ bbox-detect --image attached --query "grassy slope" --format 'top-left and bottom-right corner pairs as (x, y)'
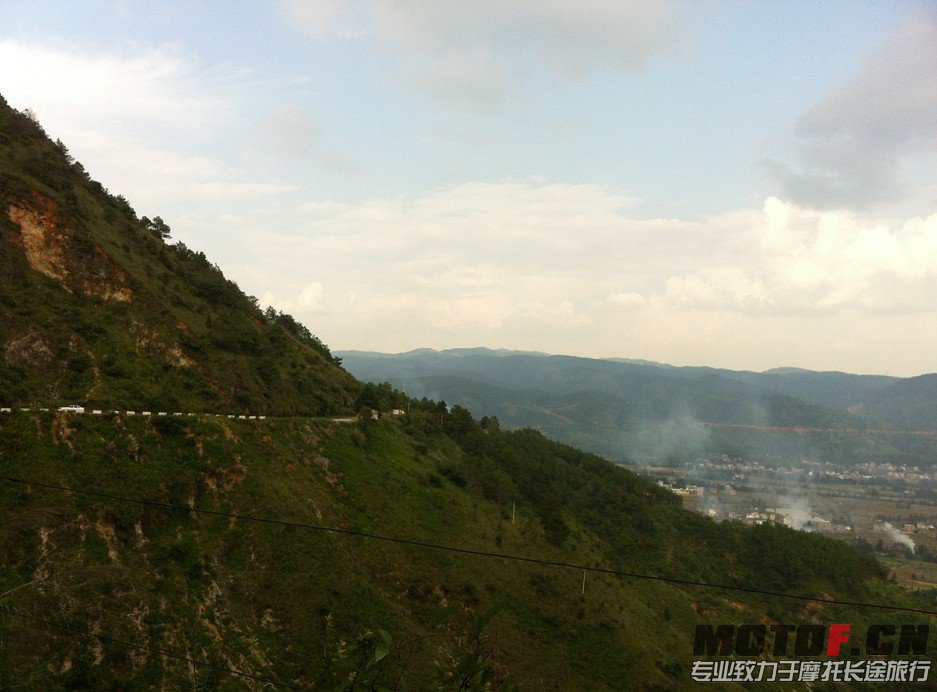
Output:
(1, 410), (932, 690)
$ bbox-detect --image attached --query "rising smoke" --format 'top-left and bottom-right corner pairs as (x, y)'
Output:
(627, 405), (710, 462)
(777, 497), (815, 531)
(881, 521), (916, 554)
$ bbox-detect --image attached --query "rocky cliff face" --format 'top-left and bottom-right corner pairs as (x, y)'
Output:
(7, 192), (132, 302)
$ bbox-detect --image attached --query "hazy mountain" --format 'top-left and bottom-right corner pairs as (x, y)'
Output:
(339, 348), (937, 466)
(337, 347), (875, 429)
(859, 374), (937, 430)
(718, 368), (899, 412)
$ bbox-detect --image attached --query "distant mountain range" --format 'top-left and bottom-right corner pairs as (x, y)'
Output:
(338, 348), (937, 466)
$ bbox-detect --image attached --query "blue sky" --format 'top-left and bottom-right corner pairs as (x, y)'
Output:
(1, 1), (936, 375)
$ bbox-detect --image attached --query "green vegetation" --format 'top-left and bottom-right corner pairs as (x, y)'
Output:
(1, 409), (931, 689)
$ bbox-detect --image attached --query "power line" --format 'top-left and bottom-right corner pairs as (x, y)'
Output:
(0, 604), (297, 689)
(2, 474), (936, 617)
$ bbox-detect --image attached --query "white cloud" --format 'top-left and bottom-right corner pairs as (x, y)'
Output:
(371, 1), (679, 77)
(245, 185), (937, 332)
(609, 292), (648, 308)
(383, 289), (515, 330)
(0, 40), (216, 134)
(262, 281), (326, 315)
(189, 181), (299, 201)
(402, 50), (512, 113)
(0, 40), (303, 218)
(771, 14), (937, 209)
(259, 105), (322, 157)
(154, 177), (937, 374)
(58, 131), (298, 211)
(283, 0), (681, 111)
(662, 198), (937, 314)
(224, 180), (658, 346)
(296, 282), (326, 312)
(280, 0), (370, 37)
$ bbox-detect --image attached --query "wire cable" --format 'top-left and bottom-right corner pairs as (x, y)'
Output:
(2, 474), (936, 617)
(0, 604), (297, 689)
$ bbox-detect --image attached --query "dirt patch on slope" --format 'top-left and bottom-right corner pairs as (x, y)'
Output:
(7, 193), (133, 302)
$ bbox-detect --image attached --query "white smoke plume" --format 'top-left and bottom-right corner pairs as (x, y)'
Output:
(779, 497), (815, 532)
(629, 406), (709, 461)
(881, 521), (916, 554)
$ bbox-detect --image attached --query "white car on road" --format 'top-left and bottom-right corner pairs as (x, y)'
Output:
(57, 405), (85, 414)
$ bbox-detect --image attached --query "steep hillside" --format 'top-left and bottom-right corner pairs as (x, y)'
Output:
(2, 408), (929, 689)
(0, 95), (357, 416)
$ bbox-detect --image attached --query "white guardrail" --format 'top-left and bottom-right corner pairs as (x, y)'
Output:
(0, 407), (355, 422)
(0, 408), (271, 420)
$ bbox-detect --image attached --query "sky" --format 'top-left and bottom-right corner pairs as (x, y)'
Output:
(1, 1), (936, 376)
